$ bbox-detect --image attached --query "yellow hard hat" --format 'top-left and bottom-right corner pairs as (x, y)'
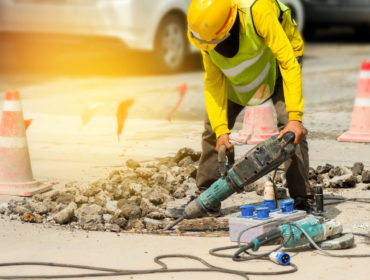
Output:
(187, 0), (238, 51)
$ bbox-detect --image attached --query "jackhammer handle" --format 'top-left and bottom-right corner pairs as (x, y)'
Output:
(218, 144), (227, 164)
(218, 144), (228, 177)
(218, 144), (235, 177)
(281, 131), (295, 146)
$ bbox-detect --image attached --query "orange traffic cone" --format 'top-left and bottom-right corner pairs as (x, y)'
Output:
(229, 107), (254, 144)
(338, 60), (370, 142)
(230, 99), (278, 144)
(0, 90), (50, 196)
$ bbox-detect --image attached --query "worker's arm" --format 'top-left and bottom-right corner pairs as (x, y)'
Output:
(202, 51), (234, 151)
(251, 0), (306, 143)
(202, 51), (228, 136)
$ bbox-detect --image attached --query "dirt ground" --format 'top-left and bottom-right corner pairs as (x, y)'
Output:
(0, 32), (370, 279)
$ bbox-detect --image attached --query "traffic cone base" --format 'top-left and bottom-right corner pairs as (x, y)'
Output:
(0, 182), (51, 197)
(229, 131), (250, 144)
(337, 131), (370, 143)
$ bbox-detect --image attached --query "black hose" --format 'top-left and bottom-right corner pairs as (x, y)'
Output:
(323, 196), (370, 206)
(0, 255), (250, 280)
(209, 244), (298, 275)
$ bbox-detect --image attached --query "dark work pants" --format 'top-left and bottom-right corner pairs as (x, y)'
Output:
(196, 59), (311, 199)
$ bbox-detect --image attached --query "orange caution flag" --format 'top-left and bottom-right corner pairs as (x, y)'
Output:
(81, 102), (105, 126)
(167, 83), (187, 122)
(24, 119), (32, 130)
(116, 98), (135, 141)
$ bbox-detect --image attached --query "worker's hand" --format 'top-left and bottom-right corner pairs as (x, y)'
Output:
(278, 120), (307, 144)
(216, 134), (234, 154)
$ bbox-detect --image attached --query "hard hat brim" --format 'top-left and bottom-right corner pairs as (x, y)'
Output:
(187, 30), (217, 51)
(187, 2), (238, 51)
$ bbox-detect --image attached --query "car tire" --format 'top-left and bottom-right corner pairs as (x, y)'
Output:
(282, 0), (305, 33)
(154, 14), (188, 73)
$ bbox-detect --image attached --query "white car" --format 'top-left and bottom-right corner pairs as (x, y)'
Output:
(0, 0), (195, 72)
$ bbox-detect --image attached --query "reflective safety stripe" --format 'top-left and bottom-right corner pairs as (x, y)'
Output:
(0, 137), (27, 148)
(232, 63), (271, 93)
(360, 70), (370, 79)
(355, 98), (370, 107)
(3, 101), (22, 112)
(222, 48), (265, 77)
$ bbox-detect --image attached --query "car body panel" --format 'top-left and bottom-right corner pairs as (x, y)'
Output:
(302, 0), (370, 25)
(0, 0), (195, 51)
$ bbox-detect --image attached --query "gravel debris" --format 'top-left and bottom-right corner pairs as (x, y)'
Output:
(1, 148), (368, 232)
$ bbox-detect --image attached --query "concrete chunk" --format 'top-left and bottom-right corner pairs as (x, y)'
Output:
(53, 202), (77, 224)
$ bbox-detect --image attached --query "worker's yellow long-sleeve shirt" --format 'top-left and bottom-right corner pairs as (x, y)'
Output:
(203, 0), (304, 138)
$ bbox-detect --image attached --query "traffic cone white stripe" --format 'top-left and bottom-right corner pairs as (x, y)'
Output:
(253, 100), (275, 107)
(3, 101), (22, 112)
(354, 98), (370, 107)
(0, 136), (27, 148)
(360, 71), (370, 79)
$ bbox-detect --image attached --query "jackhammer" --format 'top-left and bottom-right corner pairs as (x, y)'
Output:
(164, 132), (296, 231)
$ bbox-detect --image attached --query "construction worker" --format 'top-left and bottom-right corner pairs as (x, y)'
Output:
(187, 0), (311, 210)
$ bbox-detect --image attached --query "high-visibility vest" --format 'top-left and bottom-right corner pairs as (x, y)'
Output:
(208, 0), (290, 106)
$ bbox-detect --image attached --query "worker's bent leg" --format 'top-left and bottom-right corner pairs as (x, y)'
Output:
(196, 100), (244, 192)
(272, 60), (311, 199)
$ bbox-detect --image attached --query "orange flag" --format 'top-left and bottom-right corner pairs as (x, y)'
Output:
(116, 98), (135, 141)
(81, 103), (105, 126)
(24, 119), (32, 130)
(167, 83), (187, 122)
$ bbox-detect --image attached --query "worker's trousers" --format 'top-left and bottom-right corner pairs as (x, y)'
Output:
(196, 60), (311, 199)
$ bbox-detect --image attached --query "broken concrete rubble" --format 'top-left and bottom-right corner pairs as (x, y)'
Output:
(362, 170), (370, 183)
(117, 199), (141, 219)
(0, 147), (368, 233)
(351, 162), (364, 176)
(53, 202), (77, 225)
(75, 204), (103, 224)
(21, 212), (42, 223)
(126, 159), (141, 169)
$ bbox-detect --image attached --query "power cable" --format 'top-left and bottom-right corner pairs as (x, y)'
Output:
(0, 255), (250, 280)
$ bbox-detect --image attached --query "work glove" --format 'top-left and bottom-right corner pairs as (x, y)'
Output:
(278, 120), (307, 144)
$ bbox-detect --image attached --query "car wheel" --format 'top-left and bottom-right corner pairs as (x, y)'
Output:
(154, 14), (188, 73)
(282, 0), (305, 33)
